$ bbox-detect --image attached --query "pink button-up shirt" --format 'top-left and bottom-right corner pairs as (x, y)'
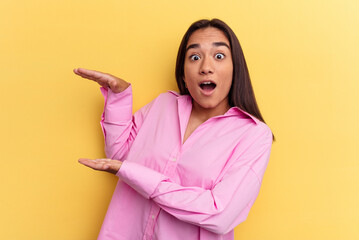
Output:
(97, 85), (272, 240)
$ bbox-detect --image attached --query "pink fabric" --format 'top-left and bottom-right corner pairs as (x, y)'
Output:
(97, 85), (272, 240)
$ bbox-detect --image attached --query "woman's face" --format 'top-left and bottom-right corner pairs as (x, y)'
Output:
(183, 27), (233, 114)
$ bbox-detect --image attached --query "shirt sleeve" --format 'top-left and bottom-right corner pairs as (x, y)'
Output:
(116, 125), (273, 235)
(100, 85), (150, 160)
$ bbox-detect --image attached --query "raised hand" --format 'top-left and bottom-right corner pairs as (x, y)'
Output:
(78, 158), (122, 175)
(73, 68), (130, 93)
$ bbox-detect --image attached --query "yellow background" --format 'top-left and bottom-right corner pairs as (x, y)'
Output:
(1, 0), (358, 239)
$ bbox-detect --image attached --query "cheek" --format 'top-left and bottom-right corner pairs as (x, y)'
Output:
(183, 65), (196, 84)
(227, 64), (234, 79)
(222, 80), (233, 96)
(221, 66), (233, 89)
(227, 63), (234, 81)
(183, 63), (190, 81)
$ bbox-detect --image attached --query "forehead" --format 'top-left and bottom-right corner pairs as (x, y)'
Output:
(187, 27), (230, 47)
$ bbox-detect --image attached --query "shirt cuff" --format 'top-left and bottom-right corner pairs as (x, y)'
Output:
(116, 161), (169, 199)
(100, 85), (132, 123)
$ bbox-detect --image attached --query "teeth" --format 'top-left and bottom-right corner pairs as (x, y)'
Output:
(202, 82), (212, 85)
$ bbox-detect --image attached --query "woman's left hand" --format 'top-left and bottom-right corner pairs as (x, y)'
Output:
(78, 158), (122, 174)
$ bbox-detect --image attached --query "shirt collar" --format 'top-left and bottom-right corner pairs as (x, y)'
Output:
(167, 91), (259, 124)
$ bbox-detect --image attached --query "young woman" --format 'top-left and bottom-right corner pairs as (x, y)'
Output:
(74, 19), (273, 240)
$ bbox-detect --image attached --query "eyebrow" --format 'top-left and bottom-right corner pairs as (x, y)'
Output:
(213, 42), (230, 49)
(186, 42), (230, 51)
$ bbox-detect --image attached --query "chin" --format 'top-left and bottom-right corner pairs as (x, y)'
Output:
(196, 101), (218, 109)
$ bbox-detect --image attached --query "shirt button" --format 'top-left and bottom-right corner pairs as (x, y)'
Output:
(151, 215), (155, 219)
(171, 157), (176, 162)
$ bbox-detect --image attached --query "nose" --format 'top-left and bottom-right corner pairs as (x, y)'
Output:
(200, 56), (214, 75)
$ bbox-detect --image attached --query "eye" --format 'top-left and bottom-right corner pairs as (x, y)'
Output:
(190, 54), (201, 61)
(215, 53), (225, 60)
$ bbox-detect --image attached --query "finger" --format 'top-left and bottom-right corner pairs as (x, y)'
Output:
(75, 68), (102, 76)
(78, 158), (103, 170)
(73, 69), (102, 82)
(74, 68), (115, 87)
(78, 158), (114, 171)
(78, 158), (109, 164)
(95, 158), (112, 165)
(74, 73), (111, 89)
(75, 68), (110, 81)
(76, 74), (100, 83)
(73, 68), (98, 78)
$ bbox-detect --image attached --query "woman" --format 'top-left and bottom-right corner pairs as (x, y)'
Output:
(74, 19), (273, 240)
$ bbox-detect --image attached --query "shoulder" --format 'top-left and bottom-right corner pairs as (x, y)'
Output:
(243, 111), (272, 138)
(233, 109), (273, 145)
(139, 90), (180, 114)
(252, 121), (273, 142)
(229, 108), (272, 142)
(153, 90), (179, 100)
(150, 90), (181, 105)
(240, 121), (273, 154)
(158, 90), (181, 101)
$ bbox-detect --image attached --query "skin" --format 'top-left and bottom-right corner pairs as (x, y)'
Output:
(73, 68), (128, 173)
(74, 27), (234, 173)
(183, 27), (233, 143)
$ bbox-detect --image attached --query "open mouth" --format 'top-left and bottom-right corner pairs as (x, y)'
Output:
(199, 81), (217, 91)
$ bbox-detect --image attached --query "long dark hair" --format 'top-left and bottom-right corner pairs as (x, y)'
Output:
(175, 19), (274, 139)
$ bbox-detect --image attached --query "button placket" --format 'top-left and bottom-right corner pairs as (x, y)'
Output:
(143, 204), (160, 240)
(143, 146), (181, 240)
(163, 146), (180, 177)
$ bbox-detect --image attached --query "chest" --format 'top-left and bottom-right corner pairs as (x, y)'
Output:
(183, 114), (203, 144)
(127, 101), (247, 189)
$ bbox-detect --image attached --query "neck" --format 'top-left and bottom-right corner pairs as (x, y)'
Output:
(191, 99), (230, 122)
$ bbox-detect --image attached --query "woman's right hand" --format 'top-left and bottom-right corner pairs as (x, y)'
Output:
(73, 68), (130, 93)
